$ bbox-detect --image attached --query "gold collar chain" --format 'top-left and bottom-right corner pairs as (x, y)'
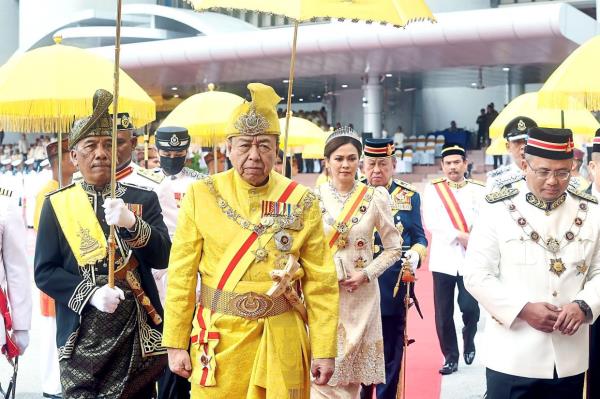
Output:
(202, 176), (313, 235)
(505, 197), (589, 277)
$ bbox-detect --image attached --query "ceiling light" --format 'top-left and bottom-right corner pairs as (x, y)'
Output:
(291, 93), (295, 97)
(317, 95), (322, 99)
(385, 73), (393, 78)
(173, 94), (180, 98)
(502, 67), (510, 72)
(299, 98), (304, 102)
(403, 87), (417, 92)
(171, 86), (178, 91)
(341, 84), (349, 88)
(471, 82), (477, 87)
(283, 79), (290, 83)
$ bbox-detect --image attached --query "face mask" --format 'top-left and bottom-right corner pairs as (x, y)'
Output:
(160, 156), (186, 176)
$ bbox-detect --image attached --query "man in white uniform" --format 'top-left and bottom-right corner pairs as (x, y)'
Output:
(0, 185), (33, 361)
(155, 126), (203, 240)
(154, 126), (203, 399)
(465, 127), (600, 398)
(486, 116), (537, 192)
(423, 143), (485, 375)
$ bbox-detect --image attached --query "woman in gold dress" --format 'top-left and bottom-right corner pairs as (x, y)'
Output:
(311, 127), (403, 398)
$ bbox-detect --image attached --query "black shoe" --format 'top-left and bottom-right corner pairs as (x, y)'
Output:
(439, 361), (458, 375)
(464, 350), (476, 365)
(43, 394), (63, 399)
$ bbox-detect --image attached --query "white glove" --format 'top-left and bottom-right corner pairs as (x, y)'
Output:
(12, 330), (29, 355)
(403, 249), (420, 273)
(103, 198), (136, 229)
(90, 284), (125, 313)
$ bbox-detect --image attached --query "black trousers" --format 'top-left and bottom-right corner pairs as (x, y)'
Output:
(157, 367), (190, 399)
(486, 368), (584, 399)
(432, 272), (479, 363)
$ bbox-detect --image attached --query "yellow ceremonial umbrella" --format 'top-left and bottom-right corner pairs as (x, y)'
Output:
(187, 0), (435, 174)
(160, 84), (245, 146)
(0, 36), (155, 133)
(302, 143), (326, 159)
(538, 35), (600, 112)
(485, 138), (508, 156)
(489, 92), (600, 139)
(278, 116), (326, 148)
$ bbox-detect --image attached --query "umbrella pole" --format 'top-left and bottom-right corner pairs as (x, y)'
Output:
(144, 125), (149, 169)
(281, 20), (299, 175)
(213, 145), (218, 174)
(108, 0), (124, 289)
(58, 131), (63, 188)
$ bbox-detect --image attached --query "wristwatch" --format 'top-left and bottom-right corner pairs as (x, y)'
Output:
(572, 300), (593, 322)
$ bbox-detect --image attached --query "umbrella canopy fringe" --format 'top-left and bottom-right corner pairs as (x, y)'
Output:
(0, 98), (155, 133)
(538, 91), (600, 113)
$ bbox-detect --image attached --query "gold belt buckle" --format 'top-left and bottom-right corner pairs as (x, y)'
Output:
(229, 292), (274, 320)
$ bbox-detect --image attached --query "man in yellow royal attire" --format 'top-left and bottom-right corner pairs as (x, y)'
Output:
(163, 83), (339, 399)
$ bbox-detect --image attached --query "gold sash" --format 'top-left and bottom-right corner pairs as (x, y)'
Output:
(326, 183), (373, 253)
(49, 183), (107, 267)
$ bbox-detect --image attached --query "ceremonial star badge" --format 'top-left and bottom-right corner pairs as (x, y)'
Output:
(549, 258), (566, 277)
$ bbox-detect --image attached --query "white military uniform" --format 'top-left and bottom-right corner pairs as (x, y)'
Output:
(486, 162), (523, 192)
(0, 190), (32, 346)
(117, 161), (162, 189)
(155, 167), (204, 238)
(464, 186), (600, 379)
(154, 167), (203, 304)
(422, 178), (486, 276)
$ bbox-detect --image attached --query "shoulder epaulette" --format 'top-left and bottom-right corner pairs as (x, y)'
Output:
(137, 168), (164, 184)
(394, 179), (417, 192)
(431, 177), (446, 184)
(46, 183), (75, 197)
(121, 182), (153, 192)
(468, 179), (486, 187)
(182, 167), (205, 180)
(0, 187), (12, 197)
(485, 187), (519, 203)
(486, 165), (509, 179)
(567, 186), (598, 204)
(495, 173), (524, 188)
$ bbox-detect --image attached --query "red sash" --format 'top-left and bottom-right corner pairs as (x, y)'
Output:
(433, 180), (469, 233)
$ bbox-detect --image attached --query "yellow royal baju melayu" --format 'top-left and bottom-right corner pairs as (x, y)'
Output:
(162, 83), (339, 399)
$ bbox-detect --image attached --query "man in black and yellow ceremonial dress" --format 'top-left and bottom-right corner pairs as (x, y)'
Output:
(34, 89), (170, 398)
(361, 138), (428, 399)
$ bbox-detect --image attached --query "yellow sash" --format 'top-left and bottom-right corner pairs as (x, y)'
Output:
(327, 183), (373, 253)
(49, 183), (107, 267)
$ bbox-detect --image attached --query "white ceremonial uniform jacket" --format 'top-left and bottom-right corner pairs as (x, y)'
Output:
(117, 161), (162, 189)
(0, 194), (32, 344)
(423, 178), (485, 276)
(154, 167), (204, 304)
(464, 187), (600, 379)
(155, 167), (204, 239)
(486, 162), (523, 193)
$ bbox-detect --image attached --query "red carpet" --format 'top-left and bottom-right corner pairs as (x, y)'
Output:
(405, 232), (443, 399)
